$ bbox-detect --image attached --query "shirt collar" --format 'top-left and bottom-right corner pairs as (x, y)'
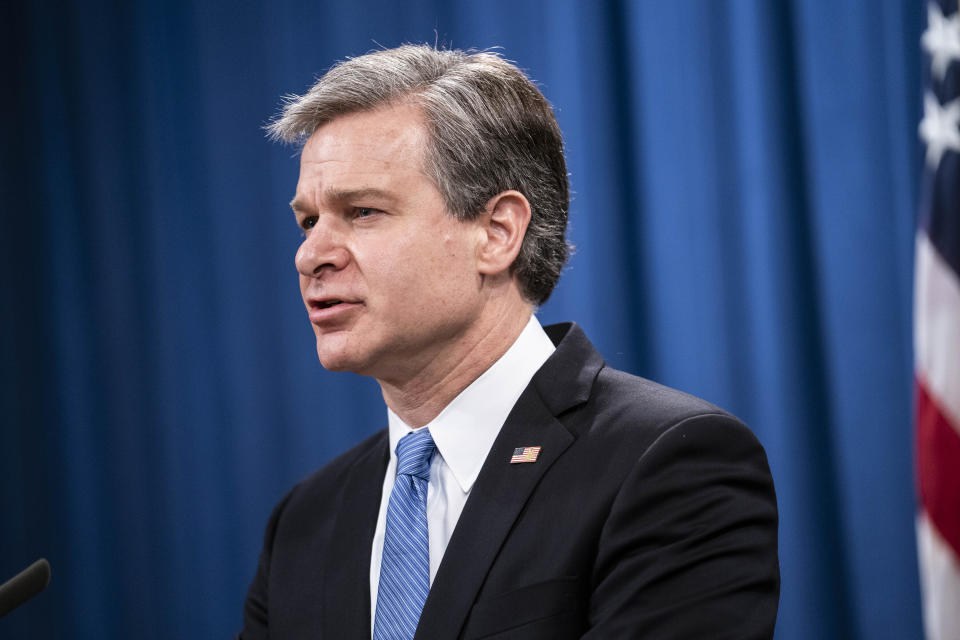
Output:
(387, 314), (556, 492)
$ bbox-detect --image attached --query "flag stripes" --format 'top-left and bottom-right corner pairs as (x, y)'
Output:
(914, 0), (960, 640)
(917, 379), (960, 557)
(915, 3), (960, 639)
(918, 512), (960, 638)
(914, 234), (960, 426)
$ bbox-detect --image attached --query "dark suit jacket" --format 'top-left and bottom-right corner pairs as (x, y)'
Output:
(240, 323), (779, 639)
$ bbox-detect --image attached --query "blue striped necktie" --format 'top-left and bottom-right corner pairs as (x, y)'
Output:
(374, 428), (436, 640)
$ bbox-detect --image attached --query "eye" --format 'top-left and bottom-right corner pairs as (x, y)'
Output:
(299, 216), (317, 231)
(355, 207), (375, 218)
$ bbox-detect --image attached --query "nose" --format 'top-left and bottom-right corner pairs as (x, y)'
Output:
(295, 218), (350, 277)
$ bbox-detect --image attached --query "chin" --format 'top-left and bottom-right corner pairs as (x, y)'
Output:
(315, 350), (354, 373)
(315, 341), (367, 374)
(317, 360), (353, 373)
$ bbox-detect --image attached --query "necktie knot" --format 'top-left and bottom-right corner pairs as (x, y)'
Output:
(395, 429), (435, 480)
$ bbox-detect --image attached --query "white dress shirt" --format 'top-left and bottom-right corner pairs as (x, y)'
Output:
(369, 314), (556, 626)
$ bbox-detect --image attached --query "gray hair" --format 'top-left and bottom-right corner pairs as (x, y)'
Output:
(266, 45), (570, 305)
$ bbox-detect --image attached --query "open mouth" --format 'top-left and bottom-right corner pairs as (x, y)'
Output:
(316, 299), (342, 309)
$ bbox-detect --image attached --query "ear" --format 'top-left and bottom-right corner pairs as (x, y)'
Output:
(476, 190), (531, 277)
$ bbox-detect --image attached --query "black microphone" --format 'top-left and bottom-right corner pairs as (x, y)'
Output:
(0, 559), (51, 618)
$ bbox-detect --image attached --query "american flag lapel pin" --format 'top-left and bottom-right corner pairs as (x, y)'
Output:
(510, 446), (542, 464)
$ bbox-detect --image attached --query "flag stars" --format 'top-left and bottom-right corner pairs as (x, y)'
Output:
(922, 2), (960, 82)
(919, 91), (960, 171)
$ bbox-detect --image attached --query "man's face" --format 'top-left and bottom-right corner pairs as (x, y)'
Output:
(292, 103), (486, 384)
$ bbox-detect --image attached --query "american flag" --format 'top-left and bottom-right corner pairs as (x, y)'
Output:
(915, 2), (960, 639)
(510, 446), (541, 464)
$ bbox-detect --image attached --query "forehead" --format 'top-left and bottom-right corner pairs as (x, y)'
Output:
(298, 103), (429, 184)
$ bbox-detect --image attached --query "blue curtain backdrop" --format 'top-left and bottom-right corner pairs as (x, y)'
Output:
(1, 1), (924, 638)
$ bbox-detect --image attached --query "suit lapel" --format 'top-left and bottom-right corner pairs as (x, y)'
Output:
(323, 432), (389, 639)
(414, 323), (604, 639)
(415, 392), (573, 639)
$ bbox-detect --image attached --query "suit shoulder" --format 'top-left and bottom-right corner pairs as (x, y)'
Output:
(594, 365), (735, 425)
(576, 365), (769, 460)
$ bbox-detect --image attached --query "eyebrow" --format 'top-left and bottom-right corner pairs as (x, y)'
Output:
(289, 187), (398, 214)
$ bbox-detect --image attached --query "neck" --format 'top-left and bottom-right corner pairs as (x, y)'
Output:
(378, 291), (532, 428)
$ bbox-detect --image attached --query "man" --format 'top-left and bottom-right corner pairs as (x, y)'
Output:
(240, 45), (779, 639)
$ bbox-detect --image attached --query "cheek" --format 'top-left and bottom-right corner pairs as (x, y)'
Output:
(361, 223), (478, 299)
(441, 234), (466, 260)
(423, 239), (472, 283)
(441, 234), (481, 281)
